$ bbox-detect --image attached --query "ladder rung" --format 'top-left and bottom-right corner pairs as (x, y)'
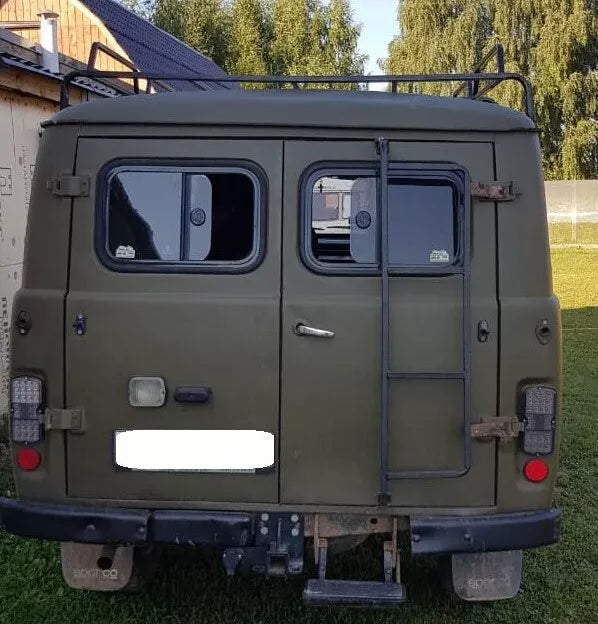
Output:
(387, 372), (465, 380)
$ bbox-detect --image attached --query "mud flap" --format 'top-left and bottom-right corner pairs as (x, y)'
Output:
(61, 542), (134, 591)
(451, 550), (522, 601)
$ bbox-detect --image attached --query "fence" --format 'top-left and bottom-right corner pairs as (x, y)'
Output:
(546, 180), (598, 248)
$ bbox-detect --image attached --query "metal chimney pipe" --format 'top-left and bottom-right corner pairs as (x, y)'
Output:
(37, 9), (59, 74)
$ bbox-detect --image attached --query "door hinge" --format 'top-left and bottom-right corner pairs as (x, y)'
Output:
(471, 416), (523, 439)
(44, 407), (85, 433)
(49, 174), (90, 197)
(471, 181), (518, 202)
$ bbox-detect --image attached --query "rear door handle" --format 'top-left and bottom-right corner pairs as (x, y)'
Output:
(294, 323), (335, 338)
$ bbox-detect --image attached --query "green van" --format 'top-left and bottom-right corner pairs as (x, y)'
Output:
(0, 58), (562, 606)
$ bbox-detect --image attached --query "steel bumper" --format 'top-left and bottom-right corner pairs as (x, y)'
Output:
(410, 509), (562, 554)
(0, 497), (253, 545)
(0, 497), (561, 554)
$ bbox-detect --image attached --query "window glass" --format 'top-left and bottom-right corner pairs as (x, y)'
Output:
(308, 174), (458, 268)
(106, 169), (257, 266)
(108, 171), (181, 261)
(388, 182), (456, 266)
(310, 175), (377, 264)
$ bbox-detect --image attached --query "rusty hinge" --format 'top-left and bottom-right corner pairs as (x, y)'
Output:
(44, 407), (85, 433)
(48, 173), (90, 197)
(471, 416), (523, 439)
(471, 181), (518, 202)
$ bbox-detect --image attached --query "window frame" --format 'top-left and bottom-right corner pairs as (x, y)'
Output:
(95, 159), (267, 274)
(300, 161), (469, 276)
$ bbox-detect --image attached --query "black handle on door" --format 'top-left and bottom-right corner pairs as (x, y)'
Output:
(174, 386), (212, 404)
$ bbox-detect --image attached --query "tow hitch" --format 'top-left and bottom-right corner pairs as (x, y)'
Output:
(222, 513), (304, 577)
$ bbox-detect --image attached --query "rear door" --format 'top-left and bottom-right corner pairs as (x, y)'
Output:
(66, 137), (281, 502)
(281, 140), (498, 507)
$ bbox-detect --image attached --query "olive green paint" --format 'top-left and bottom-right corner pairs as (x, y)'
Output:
(11, 90), (560, 515)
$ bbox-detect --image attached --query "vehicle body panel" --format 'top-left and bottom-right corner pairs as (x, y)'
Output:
(65, 138), (282, 501)
(7, 90), (559, 517)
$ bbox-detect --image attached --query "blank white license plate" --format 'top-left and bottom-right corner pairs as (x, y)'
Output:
(114, 429), (275, 472)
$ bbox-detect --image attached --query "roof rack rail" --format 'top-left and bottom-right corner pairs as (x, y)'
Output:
(86, 42), (175, 96)
(453, 43), (506, 100)
(59, 65), (534, 121)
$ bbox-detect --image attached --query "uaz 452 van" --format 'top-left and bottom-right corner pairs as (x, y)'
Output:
(0, 52), (561, 606)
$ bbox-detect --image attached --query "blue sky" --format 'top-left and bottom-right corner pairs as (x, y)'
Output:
(350, 0), (399, 75)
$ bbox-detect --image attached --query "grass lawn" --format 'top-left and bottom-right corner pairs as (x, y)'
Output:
(0, 249), (596, 624)
(549, 221), (598, 246)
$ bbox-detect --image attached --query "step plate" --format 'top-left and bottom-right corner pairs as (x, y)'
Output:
(304, 579), (407, 607)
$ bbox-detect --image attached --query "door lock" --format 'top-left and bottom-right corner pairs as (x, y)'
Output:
(477, 320), (490, 342)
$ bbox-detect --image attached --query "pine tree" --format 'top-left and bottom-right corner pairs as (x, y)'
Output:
(385, 0), (598, 179)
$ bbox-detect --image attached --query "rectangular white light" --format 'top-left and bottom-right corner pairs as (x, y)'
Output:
(128, 377), (166, 407)
(114, 430), (275, 472)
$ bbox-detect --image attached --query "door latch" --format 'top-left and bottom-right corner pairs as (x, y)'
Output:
(44, 407), (85, 433)
(471, 181), (518, 202)
(471, 416), (523, 439)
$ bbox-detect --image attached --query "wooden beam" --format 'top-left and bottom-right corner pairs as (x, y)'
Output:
(0, 21), (40, 30)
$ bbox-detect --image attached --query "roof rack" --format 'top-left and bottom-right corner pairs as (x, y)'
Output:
(59, 43), (534, 120)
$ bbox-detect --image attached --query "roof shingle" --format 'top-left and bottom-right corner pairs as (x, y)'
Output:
(78, 0), (233, 90)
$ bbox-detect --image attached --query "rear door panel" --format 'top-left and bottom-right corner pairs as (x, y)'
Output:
(66, 138), (281, 502)
(281, 140), (498, 507)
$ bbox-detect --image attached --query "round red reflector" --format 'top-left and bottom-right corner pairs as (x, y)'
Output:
(16, 448), (41, 471)
(524, 458), (549, 482)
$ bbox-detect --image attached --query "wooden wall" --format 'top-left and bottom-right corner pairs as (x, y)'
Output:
(0, 0), (132, 71)
(0, 87), (55, 418)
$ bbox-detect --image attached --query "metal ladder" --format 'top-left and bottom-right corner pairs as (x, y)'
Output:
(375, 138), (473, 506)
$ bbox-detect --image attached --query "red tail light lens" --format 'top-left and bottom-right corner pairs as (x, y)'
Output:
(16, 448), (41, 471)
(524, 458), (549, 483)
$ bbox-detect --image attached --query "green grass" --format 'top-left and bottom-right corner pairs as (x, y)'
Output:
(548, 221), (598, 246)
(1, 249), (597, 624)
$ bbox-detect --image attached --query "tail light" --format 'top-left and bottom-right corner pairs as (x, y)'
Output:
(10, 376), (44, 443)
(521, 386), (556, 455)
(16, 448), (42, 471)
(524, 458), (549, 482)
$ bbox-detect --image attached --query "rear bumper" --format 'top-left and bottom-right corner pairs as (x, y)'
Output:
(0, 497), (561, 553)
(410, 508), (561, 554)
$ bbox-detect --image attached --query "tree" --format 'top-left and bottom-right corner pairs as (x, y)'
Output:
(152, 0), (185, 42)
(119, 0), (154, 20)
(153, 0), (229, 68)
(325, 0), (364, 76)
(152, 0), (365, 90)
(270, 0), (314, 75)
(228, 0), (271, 76)
(385, 0), (598, 179)
(270, 0), (364, 84)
